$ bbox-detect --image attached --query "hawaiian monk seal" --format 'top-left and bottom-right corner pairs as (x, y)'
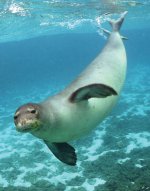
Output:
(14, 12), (127, 166)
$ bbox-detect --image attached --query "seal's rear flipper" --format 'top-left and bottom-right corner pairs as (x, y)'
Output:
(69, 83), (117, 103)
(44, 140), (77, 166)
(108, 11), (128, 32)
(101, 28), (128, 40)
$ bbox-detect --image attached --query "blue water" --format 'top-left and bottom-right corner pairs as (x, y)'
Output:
(0, 1), (150, 190)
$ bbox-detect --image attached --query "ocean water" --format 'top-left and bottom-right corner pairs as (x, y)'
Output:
(0, 0), (150, 191)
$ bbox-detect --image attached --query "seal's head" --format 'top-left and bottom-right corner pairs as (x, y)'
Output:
(14, 103), (42, 133)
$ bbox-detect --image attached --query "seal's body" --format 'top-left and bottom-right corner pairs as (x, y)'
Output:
(14, 12), (127, 166)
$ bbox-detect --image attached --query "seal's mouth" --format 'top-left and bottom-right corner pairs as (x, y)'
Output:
(16, 127), (34, 133)
(16, 120), (41, 133)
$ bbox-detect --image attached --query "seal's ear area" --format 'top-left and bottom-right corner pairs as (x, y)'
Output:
(44, 141), (77, 166)
(69, 83), (118, 103)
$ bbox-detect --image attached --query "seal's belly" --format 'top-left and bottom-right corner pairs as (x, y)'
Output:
(52, 96), (118, 142)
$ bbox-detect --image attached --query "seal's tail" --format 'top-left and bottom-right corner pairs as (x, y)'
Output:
(102, 11), (128, 40)
(109, 11), (128, 32)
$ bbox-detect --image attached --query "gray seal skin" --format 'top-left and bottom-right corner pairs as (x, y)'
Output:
(14, 12), (127, 166)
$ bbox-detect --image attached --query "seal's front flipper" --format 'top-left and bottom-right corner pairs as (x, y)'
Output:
(69, 83), (117, 103)
(44, 140), (77, 166)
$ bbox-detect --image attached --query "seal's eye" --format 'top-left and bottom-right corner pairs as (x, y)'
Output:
(30, 109), (36, 114)
(14, 115), (18, 120)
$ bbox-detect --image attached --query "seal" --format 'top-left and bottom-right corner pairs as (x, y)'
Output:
(14, 12), (127, 166)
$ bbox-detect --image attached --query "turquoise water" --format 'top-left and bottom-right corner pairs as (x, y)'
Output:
(0, 0), (150, 190)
